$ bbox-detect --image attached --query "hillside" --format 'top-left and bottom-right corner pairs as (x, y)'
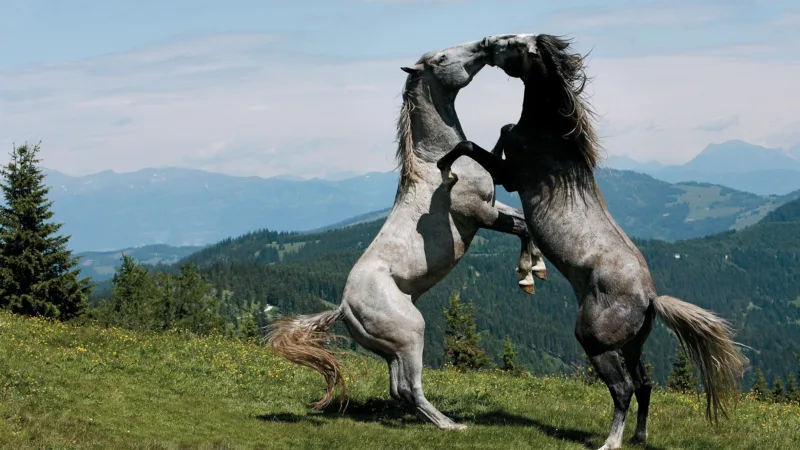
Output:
(760, 197), (800, 224)
(44, 166), (794, 251)
(287, 170), (796, 242)
(76, 244), (205, 282)
(609, 140), (800, 195)
(1, 311), (798, 449)
(180, 207), (800, 386)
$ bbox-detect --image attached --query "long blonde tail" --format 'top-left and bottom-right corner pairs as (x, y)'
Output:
(653, 295), (749, 422)
(266, 308), (347, 409)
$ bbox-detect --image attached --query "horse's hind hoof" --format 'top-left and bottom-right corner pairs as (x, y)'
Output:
(442, 422), (468, 431)
(533, 270), (547, 280)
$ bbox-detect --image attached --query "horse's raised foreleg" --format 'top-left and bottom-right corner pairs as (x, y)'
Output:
(491, 201), (548, 289)
(436, 140), (515, 192)
(491, 124), (515, 159)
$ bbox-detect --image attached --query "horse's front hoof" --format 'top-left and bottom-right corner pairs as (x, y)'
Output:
(518, 276), (535, 295)
(441, 170), (459, 191)
(532, 260), (547, 280)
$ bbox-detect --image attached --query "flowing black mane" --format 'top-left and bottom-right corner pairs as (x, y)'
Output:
(531, 34), (600, 171)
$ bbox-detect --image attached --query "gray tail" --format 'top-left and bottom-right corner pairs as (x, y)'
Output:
(653, 295), (748, 423)
(266, 308), (348, 410)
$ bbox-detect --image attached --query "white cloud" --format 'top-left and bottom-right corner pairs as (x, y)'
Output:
(583, 54), (800, 164)
(772, 12), (800, 26)
(548, 2), (729, 29)
(1, 32), (799, 178)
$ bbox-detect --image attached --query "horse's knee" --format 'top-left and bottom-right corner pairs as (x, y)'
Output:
(635, 376), (653, 393)
(608, 379), (635, 408)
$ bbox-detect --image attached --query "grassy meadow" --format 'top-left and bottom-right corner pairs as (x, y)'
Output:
(1, 310), (798, 449)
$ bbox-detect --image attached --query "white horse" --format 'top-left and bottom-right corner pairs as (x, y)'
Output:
(268, 36), (546, 430)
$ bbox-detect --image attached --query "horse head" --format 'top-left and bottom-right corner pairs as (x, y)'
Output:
(400, 37), (502, 91)
(489, 34), (599, 168)
(488, 34), (585, 87)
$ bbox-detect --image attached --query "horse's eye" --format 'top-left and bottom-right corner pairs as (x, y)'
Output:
(437, 54), (447, 64)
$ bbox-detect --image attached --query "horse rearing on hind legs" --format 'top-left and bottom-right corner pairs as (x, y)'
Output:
(267, 36), (548, 431)
(437, 34), (749, 449)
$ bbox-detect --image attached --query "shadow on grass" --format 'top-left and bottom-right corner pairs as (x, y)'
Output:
(258, 399), (665, 449)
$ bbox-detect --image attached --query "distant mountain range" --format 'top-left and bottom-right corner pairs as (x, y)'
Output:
(46, 168), (398, 251)
(73, 172), (799, 282)
(606, 140), (800, 195)
(51, 139), (799, 252)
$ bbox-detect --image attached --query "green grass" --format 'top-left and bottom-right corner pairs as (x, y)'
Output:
(1, 311), (798, 449)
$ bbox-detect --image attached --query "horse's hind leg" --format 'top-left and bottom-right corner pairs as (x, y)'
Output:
(342, 277), (464, 430)
(621, 309), (655, 445)
(394, 337), (467, 430)
(584, 350), (635, 450)
(621, 344), (652, 445)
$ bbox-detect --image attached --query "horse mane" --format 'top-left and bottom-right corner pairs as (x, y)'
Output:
(534, 34), (601, 171)
(394, 50), (435, 194)
(395, 75), (421, 192)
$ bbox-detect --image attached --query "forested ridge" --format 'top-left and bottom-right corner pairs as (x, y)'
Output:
(173, 197), (800, 387)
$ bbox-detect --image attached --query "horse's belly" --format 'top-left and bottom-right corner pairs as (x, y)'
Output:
(386, 222), (471, 297)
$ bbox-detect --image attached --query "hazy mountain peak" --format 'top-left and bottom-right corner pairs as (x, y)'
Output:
(604, 154), (666, 172)
(685, 140), (797, 173)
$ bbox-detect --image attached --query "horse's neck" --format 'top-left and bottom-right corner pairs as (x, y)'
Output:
(408, 83), (464, 164)
(516, 80), (560, 136)
(517, 139), (599, 211)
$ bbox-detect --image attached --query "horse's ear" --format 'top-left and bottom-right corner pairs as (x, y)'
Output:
(401, 63), (423, 74)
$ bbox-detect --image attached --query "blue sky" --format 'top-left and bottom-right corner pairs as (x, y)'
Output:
(1, 0), (799, 178)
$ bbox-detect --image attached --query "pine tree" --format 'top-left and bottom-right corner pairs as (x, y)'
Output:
(771, 377), (785, 403)
(441, 291), (490, 371)
(787, 373), (799, 405)
(239, 313), (260, 341)
(751, 367), (768, 401)
(0, 143), (91, 320)
(667, 347), (698, 393)
(101, 254), (158, 330)
(173, 263), (224, 334)
(500, 335), (520, 373)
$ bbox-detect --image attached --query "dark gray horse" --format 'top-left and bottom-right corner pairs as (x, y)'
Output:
(437, 34), (749, 449)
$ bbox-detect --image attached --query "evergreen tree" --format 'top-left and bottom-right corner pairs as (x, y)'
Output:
(441, 291), (490, 371)
(500, 334), (520, 373)
(100, 254), (158, 330)
(173, 263), (224, 334)
(667, 347), (698, 393)
(239, 313), (260, 341)
(0, 143), (91, 320)
(751, 367), (768, 401)
(771, 377), (785, 403)
(644, 361), (657, 388)
(787, 373), (799, 405)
